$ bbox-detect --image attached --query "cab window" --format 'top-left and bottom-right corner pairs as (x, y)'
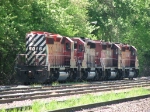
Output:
(74, 43), (77, 49)
(66, 43), (70, 51)
(79, 44), (83, 52)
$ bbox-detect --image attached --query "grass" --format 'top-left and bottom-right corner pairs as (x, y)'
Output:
(1, 87), (150, 112)
(51, 81), (60, 86)
(66, 80), (88, 85)
(30, 83), (42, 87)
(29, 80), (88, 87)
(52, 80), (88, 86)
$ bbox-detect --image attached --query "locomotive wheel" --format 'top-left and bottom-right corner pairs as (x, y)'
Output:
(125, 69), (129, 78)
(116, 69), (123, 80)
(81, 70), (88, 81)
(119, 70), (123, 80)
(104, 69), (109, 80)
(99, 69), (103, 80)
(66, 71), (71, 82)
(48, 71), (52, 83)
(100, 70), (105, 80)
(67, 71), (77, 82)
(52, 70), (59, 81)
(134, 69), (139, 78)
(129, 77), (133, 80)
(24, 82), (30, 85)
(94, 69), (103, 81)
(43, 75), (51, 84)
(94, 70), (99, 81)
(73, 70), (78, 81)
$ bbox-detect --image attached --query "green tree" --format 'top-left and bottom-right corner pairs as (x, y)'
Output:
(88, 0), (150, 75)
(0, 0), (96, 84)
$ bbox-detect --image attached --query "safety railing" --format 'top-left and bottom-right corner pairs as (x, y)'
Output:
(15, 54), (27, 66)
(16, 54), (46, 66)
(74, 56), (84, 66)
(48, 55), (71, 67)
(87, 55), (96, 67)
(100, 58), (118, 68)
(16, 54), (127, 68)
(121, 59), (136, 67)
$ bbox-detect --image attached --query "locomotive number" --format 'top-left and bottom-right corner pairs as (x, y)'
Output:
(28, 46), (43, 51)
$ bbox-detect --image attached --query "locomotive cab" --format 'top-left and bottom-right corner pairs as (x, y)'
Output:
(120, 44), (139, 79)
(100, 42), (122, 80)
(71, 38), (87, 81)
(48, 36), (76, 82)
(79, 40), (102, 81)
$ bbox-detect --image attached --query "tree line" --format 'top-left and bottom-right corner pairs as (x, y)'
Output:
(0, 0), (149, 84)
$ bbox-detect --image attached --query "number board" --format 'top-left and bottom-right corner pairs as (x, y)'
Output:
(28, 46), (43, 51)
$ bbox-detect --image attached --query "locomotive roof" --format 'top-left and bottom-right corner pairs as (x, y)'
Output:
(72, 37), (85, 44)
(87, 40), (95, 44)
(27, 31), (51, 35)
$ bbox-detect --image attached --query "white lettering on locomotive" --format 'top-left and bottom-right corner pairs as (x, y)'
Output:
(39, 46), (43, 51)
(28, 46), (43, 51)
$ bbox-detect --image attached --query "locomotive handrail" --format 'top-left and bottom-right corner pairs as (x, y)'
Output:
(86, 55), (120, 68)
(16, 54), (46, 66)
(87, 55), (95, 67)
(121, 59), (136, 67)
(48, 54), (71, 56)
(122, 59), (136, 61)
(100, 58), (118, 60)
(100, 58), (118, 67)
(17, 54), (46, 55)
(17, 54), (27, 56)
(48, 54), (71, 67)
(100, 58), (105, 68)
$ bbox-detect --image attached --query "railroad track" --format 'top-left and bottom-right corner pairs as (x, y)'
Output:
(48, 94), (150, 112)
(0, 80), (149, 111)
(0, 79), (150, 104)
(1, 81), (150, 111)
(4, 94), (150, 112)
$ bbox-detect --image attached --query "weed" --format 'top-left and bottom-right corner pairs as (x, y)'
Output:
(52, 81), (59, 86)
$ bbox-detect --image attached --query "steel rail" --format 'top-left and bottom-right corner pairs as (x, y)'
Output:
(0, 78), (149, 92)
(0, 82), (150, 104)
(0, 81), (149, 94)
(0, 79), (149, 96)
(0, 81), (149, 99)
(4, 93), (150, 112)
(48, 94), (150, 112)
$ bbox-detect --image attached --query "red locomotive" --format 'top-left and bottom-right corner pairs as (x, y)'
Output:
(15, 31), (139, 83)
